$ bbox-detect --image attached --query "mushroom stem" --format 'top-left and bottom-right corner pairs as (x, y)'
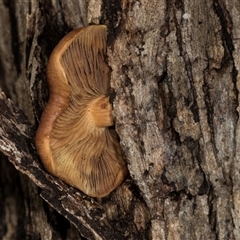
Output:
(87, 96), (113, 127)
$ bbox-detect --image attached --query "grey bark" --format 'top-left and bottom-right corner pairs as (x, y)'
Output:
(1, 0), (240, 239)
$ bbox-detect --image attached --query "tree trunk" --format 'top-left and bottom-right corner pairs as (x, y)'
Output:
(1, 0), (240, 239)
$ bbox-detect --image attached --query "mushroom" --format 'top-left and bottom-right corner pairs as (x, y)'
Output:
(35, 25), (128, 197)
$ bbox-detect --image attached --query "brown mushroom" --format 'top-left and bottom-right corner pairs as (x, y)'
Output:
(35, 25), (128, 197)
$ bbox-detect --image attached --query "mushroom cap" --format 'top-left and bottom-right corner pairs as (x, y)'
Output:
(35, 25), (127, 197)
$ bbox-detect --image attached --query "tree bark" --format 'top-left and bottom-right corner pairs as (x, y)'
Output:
(1, 0), (240, 239)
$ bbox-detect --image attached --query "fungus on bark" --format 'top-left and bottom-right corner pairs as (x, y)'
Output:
(35, 25), (128, 197)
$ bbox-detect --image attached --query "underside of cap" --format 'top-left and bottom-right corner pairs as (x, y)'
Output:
(36, 25), (127, 197)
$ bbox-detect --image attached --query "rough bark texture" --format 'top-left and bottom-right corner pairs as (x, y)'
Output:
(1, 0), (240, 239)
